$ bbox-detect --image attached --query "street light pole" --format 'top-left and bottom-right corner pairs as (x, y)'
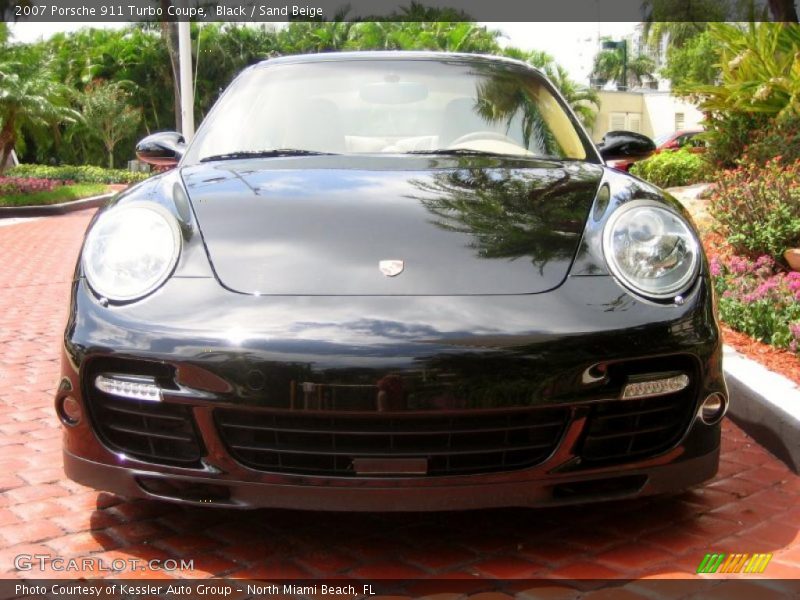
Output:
(178, 20), (194, 141)
(621, 39), (627, 92)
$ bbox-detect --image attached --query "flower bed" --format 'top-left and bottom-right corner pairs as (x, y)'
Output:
(0, 176), (108, 207)
(0, 176), (73, 195)
(710, 158), (800, 260)
(669, 184), (800, 381)
(710, 253), (800, 356)
(690, 158), (800, 372)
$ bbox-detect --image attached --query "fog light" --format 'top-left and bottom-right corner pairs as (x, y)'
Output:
(58, 396), (82, 425)
(95, 374), (162, 402)
(700, 393), (727, 425)
(621, 373), (689, 400)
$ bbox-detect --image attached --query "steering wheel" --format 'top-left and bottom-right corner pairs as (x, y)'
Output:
(448, 131), (519, 147)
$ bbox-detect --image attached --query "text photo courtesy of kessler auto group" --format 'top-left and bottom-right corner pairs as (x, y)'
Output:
(1, 0), (800, 598)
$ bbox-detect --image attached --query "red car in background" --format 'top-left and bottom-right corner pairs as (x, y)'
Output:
(655, 129), (706, 153)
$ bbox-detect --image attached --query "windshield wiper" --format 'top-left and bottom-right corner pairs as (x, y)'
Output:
(200, 149), (335, 162)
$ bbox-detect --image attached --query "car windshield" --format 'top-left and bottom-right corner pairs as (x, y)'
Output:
(654, 133), (674, 146)
(183, 58), (590, 164)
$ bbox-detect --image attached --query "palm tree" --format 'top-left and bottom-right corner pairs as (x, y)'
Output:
(501, 49), (599, 128)
(0, 50), (79, 173)
(540, 63), (599, 129)
(411, 167), (599, 272)
(642, 0), (793, 35)
(591, 44), (656, 90)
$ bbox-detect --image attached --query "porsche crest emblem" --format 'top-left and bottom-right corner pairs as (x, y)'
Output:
(379, 260), (404, 277)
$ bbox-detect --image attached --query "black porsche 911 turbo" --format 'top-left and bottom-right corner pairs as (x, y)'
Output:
(57, 51), (727, 511)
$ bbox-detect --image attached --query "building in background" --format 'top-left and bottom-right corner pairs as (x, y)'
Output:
(586, 23), (706, 142)
(589, 90), (704, 143)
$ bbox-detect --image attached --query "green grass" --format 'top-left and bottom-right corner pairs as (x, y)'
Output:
(0, 183), (109, 207)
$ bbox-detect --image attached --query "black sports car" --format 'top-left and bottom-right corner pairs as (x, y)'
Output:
(57, 52), (727, 511)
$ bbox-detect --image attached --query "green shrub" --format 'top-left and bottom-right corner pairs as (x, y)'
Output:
(710, 158), (800, 260)
(703, 111), (769, 168)
(740, 110), (800, 167)
(629, 148), (712, 188)
(7, 164), (150, 185)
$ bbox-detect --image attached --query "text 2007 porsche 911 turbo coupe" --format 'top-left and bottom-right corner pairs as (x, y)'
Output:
(57, 52), (727, 511)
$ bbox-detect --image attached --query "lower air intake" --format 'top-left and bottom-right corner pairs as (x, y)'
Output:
(215, 407), (570, 477)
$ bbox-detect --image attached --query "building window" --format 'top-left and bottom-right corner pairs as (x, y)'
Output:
(610, 113), (626, 131)
(610, 112), (642, 133)
(675, 112), (685, 131)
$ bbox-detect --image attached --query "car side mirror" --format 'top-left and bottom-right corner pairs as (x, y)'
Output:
(136, 131), (186, 167)
(597, 130), (655, 161)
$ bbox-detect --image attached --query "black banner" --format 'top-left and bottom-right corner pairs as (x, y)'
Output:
(0, 0), (792, 23)
(3, 579), (800, 599)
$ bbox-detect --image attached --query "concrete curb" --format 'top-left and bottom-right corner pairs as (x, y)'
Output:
(724, 344), (800, 473)
(0, 192), (113, 218)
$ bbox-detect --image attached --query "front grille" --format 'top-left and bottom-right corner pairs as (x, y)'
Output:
(84, 359), (204, 467)
(89, 394), (203, 466)
(579, 392), (695, 463)
(214, 408), (570, 476)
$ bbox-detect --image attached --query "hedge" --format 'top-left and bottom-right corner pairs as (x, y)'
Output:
(7, 164), (150, 185)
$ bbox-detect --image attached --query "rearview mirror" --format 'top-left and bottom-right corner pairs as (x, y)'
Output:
(597, 130), (655, 161)
(136, 131), (186, 167)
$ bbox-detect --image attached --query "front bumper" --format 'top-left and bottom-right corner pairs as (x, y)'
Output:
(64, 444), (719, 511)
(59, 273), (725, 510)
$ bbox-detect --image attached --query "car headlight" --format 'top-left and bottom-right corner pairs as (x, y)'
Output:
(603, 201), (700, 300)
(82, 202), (181, 301)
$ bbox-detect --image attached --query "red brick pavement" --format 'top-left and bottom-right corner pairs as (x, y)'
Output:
(1, 211), (799, 595)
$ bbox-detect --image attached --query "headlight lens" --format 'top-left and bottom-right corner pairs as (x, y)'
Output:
(82, 203), (181, 301)
(603, 202), (699, 299)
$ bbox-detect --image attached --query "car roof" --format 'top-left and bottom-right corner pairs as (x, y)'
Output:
(252, 50), (545, 75)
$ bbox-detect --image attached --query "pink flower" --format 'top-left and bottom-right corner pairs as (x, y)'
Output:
(757, 279), (779, 294)
(755, 255), (774, 271)
(710, 257), (722, 277)
(729, 256), (750, 274)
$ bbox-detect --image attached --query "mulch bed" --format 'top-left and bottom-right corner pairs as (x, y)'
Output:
(722, 325), (800, 386)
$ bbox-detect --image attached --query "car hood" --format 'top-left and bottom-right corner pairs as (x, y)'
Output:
(180, 155), (604, 296)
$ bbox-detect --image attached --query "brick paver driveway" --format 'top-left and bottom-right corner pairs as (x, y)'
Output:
(1, 210), (799, 593)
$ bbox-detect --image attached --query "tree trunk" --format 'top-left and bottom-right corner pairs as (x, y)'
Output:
(0, 117), (17, 176)
(768, 0), (799, 21)
(160, 2), (182, 132)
